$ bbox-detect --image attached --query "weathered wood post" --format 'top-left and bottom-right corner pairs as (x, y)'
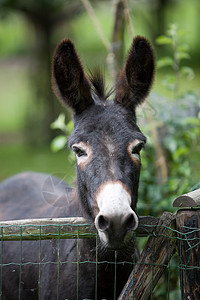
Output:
(118, 212), (176, 300)
(173, 189), (200, 300)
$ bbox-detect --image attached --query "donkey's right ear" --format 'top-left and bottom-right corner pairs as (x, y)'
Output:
(52, 39), (94, 114)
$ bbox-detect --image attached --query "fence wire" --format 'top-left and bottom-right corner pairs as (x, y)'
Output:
(0, 221), (200, 300)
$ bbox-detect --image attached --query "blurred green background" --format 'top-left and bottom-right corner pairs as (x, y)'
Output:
(0, 0), (199, 214)
(0, 2), (199, 297)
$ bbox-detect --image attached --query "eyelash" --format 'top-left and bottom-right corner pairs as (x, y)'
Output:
(72, 146), (87, 157)
(131, 142), (144, 155)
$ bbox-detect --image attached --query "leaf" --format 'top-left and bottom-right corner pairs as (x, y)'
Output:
(180, 66), (195, 80)
(157, 57), (174, 69)
(178, 44), (189, 53)
(167, 24), (178, 37)
(177, 52), (190, 60)
(185, 116), (200, 126)
(164, 138), (177, 153)
(162, 75), (176, 91)
(50, 113), (67, 132)
(50, 135), (67, 152)
(174, 147), (189, 160)
(156, 35), (173, 45)
(66, 120), (74, 133)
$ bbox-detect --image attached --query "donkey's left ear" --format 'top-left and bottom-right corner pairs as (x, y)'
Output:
(115, 36), (155, 111)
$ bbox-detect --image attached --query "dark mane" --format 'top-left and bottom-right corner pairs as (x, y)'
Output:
(89, 68), (114, 101)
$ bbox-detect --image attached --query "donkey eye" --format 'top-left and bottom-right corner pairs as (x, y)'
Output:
(72, 146), (86, 157)
(131, 142), (144, 155)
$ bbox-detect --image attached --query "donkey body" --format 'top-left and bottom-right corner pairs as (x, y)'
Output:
(0, 36), (155, 299)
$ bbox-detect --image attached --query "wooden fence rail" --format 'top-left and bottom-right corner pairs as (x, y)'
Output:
(0, 216), (159, 241)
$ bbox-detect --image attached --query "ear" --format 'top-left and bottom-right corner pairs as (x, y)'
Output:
(52, 39), (94, 114)
(115, 36), (155, 111)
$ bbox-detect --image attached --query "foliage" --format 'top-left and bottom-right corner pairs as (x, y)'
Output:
(138, 24), (200, 217)
(50, 114), (75, 166)
(50, 113), (72, 152)
(156, 24), (195, 99)
(139, 100), (200, 216)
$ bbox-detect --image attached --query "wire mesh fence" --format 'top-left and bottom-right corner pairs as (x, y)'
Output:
(0, 211), (200, 299)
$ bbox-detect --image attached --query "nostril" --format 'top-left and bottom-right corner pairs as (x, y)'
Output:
(124, 213), (138, 231)
(97, 215), (110, 231)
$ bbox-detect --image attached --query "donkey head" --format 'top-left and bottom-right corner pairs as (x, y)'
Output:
(52, 37), (155, 250)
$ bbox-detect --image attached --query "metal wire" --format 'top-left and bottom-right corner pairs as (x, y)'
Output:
(0, 222), (199, 299)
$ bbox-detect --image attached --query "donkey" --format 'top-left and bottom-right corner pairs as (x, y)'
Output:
(0, 36), (155, 299)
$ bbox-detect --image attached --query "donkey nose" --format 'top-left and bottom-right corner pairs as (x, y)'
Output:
(94, 181), (138, 247)
(96, 215), (110, 231)
(123, 213), (138, 231)
(95, 211), (138, 234)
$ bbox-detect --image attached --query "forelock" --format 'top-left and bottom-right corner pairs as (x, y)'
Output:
(88, 68), (114, 102)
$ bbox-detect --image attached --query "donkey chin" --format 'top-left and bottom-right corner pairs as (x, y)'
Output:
(94, 181), (139, 250)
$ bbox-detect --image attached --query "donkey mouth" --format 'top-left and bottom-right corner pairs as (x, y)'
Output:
(95, 212), (138, 251)
(107, 242), (126, 251)
(98, 230), (135, 251)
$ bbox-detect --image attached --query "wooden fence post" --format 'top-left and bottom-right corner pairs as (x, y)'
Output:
(173, 188), (200, 300)
(118, 212), (176, 300)
(119, 188), (200, 300)
(176, 210), (200, 300)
